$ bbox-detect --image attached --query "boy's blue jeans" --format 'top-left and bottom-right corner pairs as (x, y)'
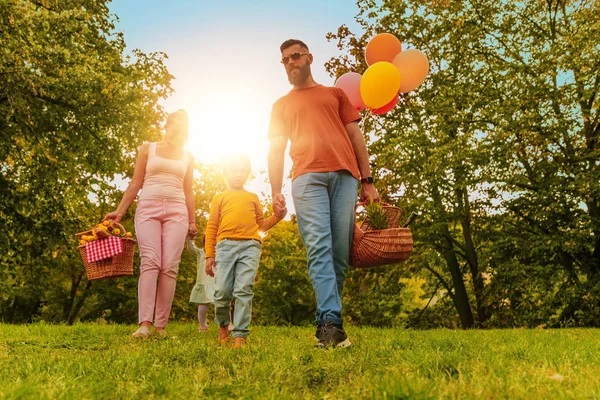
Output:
(213, 239), (261, 338)
(292, 171), (358, 326)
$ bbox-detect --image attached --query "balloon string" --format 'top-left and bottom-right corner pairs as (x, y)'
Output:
(363, 108), (374, 131)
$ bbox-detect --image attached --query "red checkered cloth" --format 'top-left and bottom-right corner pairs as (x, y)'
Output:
(86, 236), (123, 263)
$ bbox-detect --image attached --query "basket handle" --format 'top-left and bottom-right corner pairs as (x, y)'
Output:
(354, 201), (404, 229)
(355, 201), (394, 211)
(107, 221), (128, 235)
(75, 221), (129, 238)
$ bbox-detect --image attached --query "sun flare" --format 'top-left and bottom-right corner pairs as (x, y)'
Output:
(183, 86), (292, 203)
(186, 92), (271, 168)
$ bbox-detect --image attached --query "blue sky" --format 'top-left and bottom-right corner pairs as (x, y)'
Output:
(109, 1), (363, 155)
(108, 1), (365, 200)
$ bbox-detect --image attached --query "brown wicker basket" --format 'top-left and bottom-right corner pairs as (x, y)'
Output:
(75, 222), (136, 280)
(350, 202), (413, 268)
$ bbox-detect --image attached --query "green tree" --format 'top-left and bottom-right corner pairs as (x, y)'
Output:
(327, 0), (498, 328)
(343, 266), (429, 327)
(0, 0), (173, 322)
(326, 0), (600, 328)
(470, 0), (600, 327)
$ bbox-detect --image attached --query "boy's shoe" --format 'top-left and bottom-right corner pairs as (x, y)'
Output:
(131, 325), (151, 338)
(315, 320), (352, 349)
(218, 325), (231, 344)
(233, 337), (246, 349)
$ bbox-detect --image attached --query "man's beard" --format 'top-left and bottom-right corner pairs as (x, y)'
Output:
(287, 63), (311, 85)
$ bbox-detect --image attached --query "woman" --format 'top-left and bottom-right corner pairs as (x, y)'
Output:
(104, 109), (197, 338)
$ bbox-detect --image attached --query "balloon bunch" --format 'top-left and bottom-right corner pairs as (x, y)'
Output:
(335, 33), (429, 115)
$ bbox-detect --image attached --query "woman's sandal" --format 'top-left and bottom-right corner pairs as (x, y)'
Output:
(131, 326), (151, 338)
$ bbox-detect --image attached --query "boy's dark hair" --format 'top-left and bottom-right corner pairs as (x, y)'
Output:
(280, 39), (309, 53)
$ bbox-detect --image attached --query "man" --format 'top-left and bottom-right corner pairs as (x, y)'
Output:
(268, 39), (379, 348)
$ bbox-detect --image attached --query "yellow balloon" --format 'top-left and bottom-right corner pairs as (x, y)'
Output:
(360, 62), (401, 109)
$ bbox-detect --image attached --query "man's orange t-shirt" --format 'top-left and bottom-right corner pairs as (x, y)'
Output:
(268, 85), (361, 180)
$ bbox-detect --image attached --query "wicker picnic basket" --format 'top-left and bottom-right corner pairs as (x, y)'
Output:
(75, 222), (136, 280)
(350, 202), (413, 268)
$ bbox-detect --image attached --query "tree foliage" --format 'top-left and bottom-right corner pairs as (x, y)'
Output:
(4, 0), (600, 328)
(326, 0), (600, 327)
(0, 0), (172, 322)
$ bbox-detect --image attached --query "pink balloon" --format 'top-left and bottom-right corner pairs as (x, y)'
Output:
(371, 93), (399, 115)
(334, 72), (366, 111)
(392, 49), (429, 93)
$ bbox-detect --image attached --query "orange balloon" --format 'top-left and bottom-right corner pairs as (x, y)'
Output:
(392, 49), (429, 93)
(365, 33), (402, 66)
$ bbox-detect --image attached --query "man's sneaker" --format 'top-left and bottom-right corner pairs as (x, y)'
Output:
(233, 337), (246, 349)
(315, 320), (352, 349)
(218, 325), (230, 344)
(314, 323), (323, 342)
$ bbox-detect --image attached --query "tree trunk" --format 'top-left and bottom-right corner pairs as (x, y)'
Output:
(441, 224), (475, 329)
(6, 296), (18, 323)
(432, 185), (475, 328)
(67, 280), (92, 325)
(62, 270), (82, 322)
(458, 188), (488, 325)
(585, 197), (600, 278)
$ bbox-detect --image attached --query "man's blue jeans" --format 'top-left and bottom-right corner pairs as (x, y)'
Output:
(213, 239), (261, 338)
(292, 171), (358, 325)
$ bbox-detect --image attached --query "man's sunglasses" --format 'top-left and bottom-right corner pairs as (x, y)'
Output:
(281, 52), (310, 64)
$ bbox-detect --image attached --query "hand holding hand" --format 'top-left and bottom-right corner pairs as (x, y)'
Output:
(188, 222), (198, 240)
(273, 193), (286, 208)
(273, 202), (287, 219)
(205, 257), (215, 277)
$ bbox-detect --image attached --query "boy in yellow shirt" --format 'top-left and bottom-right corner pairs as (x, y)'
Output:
(205, 154), (286, 348)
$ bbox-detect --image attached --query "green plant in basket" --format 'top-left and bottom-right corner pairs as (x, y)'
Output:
(364, 200), (389, 230)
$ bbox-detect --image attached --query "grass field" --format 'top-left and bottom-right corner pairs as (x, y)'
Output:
(1, 323), (599, 399)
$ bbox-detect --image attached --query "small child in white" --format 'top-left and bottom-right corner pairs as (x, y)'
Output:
(187, 237), (215, 331)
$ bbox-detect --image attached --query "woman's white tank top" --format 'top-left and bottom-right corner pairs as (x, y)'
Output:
(138, 142), (189, 204)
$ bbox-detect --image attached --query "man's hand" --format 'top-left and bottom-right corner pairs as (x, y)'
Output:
(273, 193), (286, 208)
(205, 257), (215, 277)
(273, 202), (287, 219)
(360, 183), (380, 203)
(268, 135), (288, 206)
(273, 193), (287, 219)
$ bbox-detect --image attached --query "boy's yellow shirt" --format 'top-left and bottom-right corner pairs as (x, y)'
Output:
(205, 189), (281, 258)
